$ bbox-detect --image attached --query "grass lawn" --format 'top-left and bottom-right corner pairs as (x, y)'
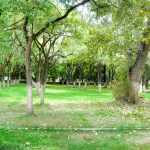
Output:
(0, 84), (150, 150)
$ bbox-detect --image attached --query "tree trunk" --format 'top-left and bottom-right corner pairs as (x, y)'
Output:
(36, 68), (40, 96)
(142, 73), (147, 93)
(129, 43), (150, 95)
(98, 63), (102, 92)
(139, 80), (143, 94)
(142, 83), (146, 93)
(7, 78), (9, 87)
(7, 71), (10, 87)
(19, 72), (21, 82)
(103, 65), (107, 88)
(36, 82), (40, 96)
(40, 59), (48, 105)
(66, 81), (69, 85)
(78, 81), (81, 88)
(40, 83), (45, 104)
(146, 80), (149, 89)
(40, 69), (45, 104)
(25, 37), (34, 115)
(40, 67), (46, 105)
(84, 81), (87, 90)
(108, 69), (111, 84)
(73, 81), (76, 87)
(2, 79), (5, 88)
(129, 19), (150, 97)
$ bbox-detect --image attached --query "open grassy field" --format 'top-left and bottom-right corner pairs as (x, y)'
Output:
(0, 84), (150, 150)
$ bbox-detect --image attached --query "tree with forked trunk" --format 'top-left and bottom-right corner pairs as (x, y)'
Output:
(5, 0), (91, 114)
(35, 32), (64, 104)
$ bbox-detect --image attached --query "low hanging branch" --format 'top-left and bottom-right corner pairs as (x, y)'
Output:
(33, 0), (91, 38)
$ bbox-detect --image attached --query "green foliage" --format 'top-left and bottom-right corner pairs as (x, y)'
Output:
(112, 65), (138, 104)
(0, 0), (150, 104)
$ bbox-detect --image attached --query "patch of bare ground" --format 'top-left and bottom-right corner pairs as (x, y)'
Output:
(0, 105), (7, 112)
(0, 113), (23, 124)
(70, 132), (94, 141)
(134, 137), (150, 144)
(49, 101), (106, 112)
(10, 110), (89, 127)
(137, 99), (150, 105)
(48, 101), (101, 109)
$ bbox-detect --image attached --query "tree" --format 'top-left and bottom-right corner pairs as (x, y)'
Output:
(0, 0), (91, 114)
(113, 0), (150, 103)
(85, 23), (113, 91)
(35, 31), (64, 104)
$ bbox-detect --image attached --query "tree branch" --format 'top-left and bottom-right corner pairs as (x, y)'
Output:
(33, 0), (90, 38)
(15, 32), (26, 51)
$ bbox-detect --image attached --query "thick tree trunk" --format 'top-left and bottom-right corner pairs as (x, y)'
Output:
(25, 37), (34, 115)
(129, 19), (150, 96)
(129, 43), (150, 95)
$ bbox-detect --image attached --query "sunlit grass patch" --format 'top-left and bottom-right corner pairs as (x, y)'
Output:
(1, 129), (150, 150)
(0, 84), (150, 149)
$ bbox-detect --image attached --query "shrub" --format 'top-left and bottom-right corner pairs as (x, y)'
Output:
(112, 67), (138, 104)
